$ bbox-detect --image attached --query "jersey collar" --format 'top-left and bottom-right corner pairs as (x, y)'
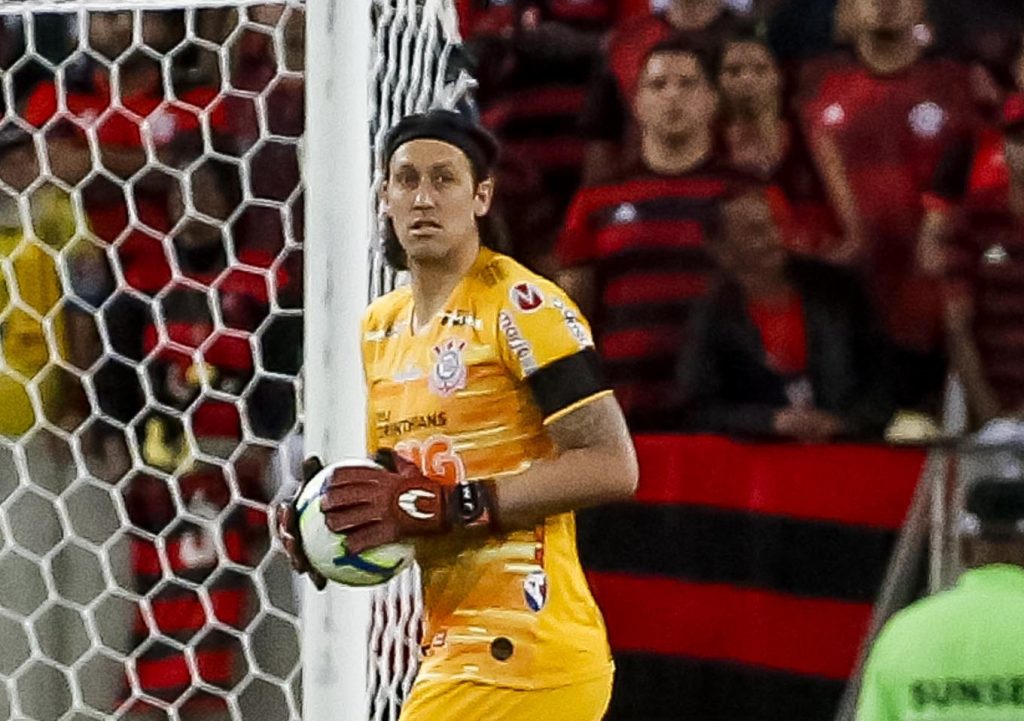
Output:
(958, 564), (1024, 594)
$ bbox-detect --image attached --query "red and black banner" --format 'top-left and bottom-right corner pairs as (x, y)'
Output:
(578, 435), (923, 721)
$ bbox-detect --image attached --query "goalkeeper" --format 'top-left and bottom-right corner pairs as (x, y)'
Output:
(278, 108), (637, 720)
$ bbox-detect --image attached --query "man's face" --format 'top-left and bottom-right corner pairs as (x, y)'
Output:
(719, 41), (781, 118)
(718, 194), (786, 277)
(635, 51), (717, 143)
(383, 139), (492, 266)
(89, 12), (134, 60)
(669, 0), (722, 25)
(853, 0), (922, 41)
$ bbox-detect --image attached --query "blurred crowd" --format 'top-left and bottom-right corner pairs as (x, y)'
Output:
(0, 6), (303, 718)
(462, 0), (1024, 442)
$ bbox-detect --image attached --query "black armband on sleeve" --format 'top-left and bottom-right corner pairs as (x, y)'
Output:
(527, 348), (607, 419)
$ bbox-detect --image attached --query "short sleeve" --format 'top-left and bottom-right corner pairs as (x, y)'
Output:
(497, 279), (610, 422)
(855, 632), (900, 721)
(556, 189), (597, 267)
(359, 311), (380, 455)
(22, 81), (59, 128)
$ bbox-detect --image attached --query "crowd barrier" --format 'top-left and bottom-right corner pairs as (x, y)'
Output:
(578, 434), (925, 721)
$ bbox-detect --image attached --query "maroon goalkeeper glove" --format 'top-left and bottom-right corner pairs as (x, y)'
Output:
(275, 456), (328, 591)
(321, 449), (499, 555)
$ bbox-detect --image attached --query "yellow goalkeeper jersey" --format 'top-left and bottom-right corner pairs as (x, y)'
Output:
(361, 247), (614, 690)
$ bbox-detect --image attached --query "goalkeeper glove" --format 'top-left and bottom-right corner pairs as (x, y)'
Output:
(275, 456), (329, 591)
(320, 448), (499, 555)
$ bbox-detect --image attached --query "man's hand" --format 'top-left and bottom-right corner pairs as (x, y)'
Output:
(275, 456), (328, 591)
(773, 407), (846, 442)
(320, 450), (497, 555)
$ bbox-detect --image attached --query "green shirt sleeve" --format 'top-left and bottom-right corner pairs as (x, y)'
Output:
(856, 627), (900, 721)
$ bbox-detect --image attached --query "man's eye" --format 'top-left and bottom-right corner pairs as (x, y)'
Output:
(433, 172), (455, 186)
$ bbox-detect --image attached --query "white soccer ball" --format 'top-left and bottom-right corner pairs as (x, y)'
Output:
(296, 458), (415, 587)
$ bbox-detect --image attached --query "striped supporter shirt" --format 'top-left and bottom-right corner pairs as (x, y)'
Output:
(124, 461), (268, 715)
(557, 163), (750, 429)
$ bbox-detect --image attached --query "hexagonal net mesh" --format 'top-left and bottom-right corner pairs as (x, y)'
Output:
(0, 0), (476, 720)
(0, 2), (305, 719)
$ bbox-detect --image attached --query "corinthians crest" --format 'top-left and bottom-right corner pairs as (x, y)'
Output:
(429, 338), (468, 397)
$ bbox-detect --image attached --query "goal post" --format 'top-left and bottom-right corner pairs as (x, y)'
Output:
(301, 1), (373, 720)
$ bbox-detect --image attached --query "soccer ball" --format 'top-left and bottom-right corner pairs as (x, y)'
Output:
(296, 458), (415, 587)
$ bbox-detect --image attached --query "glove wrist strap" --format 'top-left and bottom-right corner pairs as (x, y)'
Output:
(447, 479), (500, 532)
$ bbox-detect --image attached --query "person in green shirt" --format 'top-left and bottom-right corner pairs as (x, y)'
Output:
(857, 475), (1024, 721)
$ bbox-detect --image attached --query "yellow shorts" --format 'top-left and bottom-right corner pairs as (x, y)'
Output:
(398, 671), (613, 721)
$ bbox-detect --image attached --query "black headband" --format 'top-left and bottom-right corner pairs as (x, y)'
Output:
(382, 109), (500, 178)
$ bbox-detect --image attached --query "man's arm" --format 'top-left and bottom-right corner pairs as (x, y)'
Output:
(946, 293), (1002, 425)
(490, 393), (637, 530)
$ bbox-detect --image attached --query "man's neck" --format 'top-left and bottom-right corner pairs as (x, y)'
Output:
(738, 271), (790, 301)
(642, 131), (713, 176)
(666, 2), (721, 31)
(855, 33), (921, 75)
(409, 241), (481, 331)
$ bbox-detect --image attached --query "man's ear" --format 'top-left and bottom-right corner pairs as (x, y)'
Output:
(474, 176), (495, 217)
(379, 180), (391, 214)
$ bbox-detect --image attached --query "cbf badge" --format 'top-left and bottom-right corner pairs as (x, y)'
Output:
(429, 338), (468, 397)
(523, 570), (548, 612)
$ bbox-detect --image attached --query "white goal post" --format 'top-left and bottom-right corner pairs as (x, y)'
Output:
(303, 2), (474, 720)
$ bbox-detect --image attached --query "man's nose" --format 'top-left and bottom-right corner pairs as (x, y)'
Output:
(413, 185), (436, 207)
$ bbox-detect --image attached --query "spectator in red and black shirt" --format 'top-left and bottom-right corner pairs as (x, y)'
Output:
(677, 189), (895, 440)
(122, 458), (269, 721)
(124, 161), (295, 719)
(717, 24), (837, 252)
(944, 95), (1024, 429)
(463, 0), (649, 272)
(797, 0), (977, 409)
(579, 0), (739, 184)
(557, 38), (749, 430)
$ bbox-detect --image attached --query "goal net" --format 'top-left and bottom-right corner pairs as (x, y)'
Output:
(0, 0), (471, 720)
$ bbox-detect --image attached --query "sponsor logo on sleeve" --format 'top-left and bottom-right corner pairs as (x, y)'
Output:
(551, 296), (592, 347)
(428, 339), (468, 397)
(510, 282), (544, 313)
(499, 311), (538, 375)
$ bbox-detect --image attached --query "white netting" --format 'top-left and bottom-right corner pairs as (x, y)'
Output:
(0, 3), (304, 720)
(364, 1), (473, 719)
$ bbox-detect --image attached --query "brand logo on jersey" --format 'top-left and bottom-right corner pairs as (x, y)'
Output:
(397, 488), (437, 520)
(613, 202), (637, 224)
(523, 570), (548, 612)
(179, 527), (217, 569)
(429, 339), (467, 396)
(510, 283), (544, 313)
(550, 297), (591, 347)
(499, 311), (538, 375)
(822, 102), (845, 126)
(440, 310), (482, 329)
(909, 101), (945, 138)
(149, 110), (178, 144)
(377, 411), (448, 438)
